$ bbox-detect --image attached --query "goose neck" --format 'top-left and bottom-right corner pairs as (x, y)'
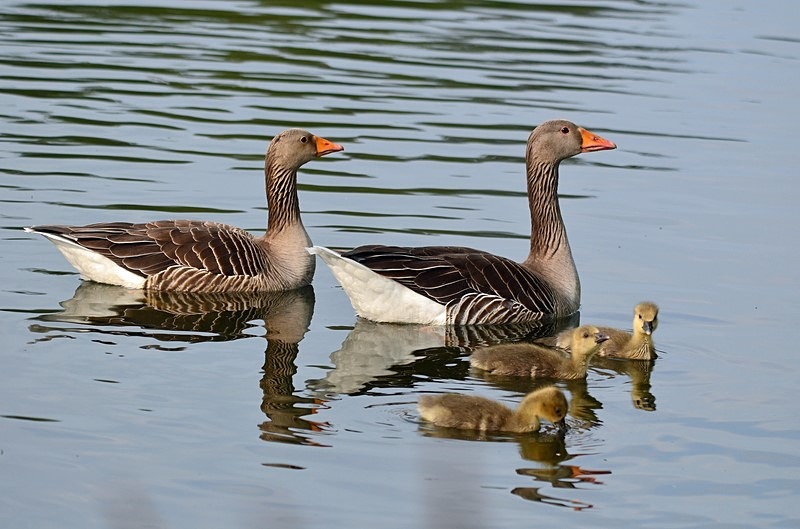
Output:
(525, 158), (566, 258)
(265, 161), (302, 233)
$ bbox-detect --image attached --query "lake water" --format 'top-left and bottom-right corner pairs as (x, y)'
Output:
(1, 1), (799, 527)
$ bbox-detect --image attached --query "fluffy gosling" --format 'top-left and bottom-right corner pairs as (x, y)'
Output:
(418, 386), (568, 433)
(470, 325), (609, 379)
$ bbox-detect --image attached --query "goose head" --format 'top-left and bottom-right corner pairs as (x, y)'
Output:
(267, 128), (344, 170)
(527, 119), (616, 163)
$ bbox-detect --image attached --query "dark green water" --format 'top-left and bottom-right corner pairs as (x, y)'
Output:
(1, 1), (798, 527)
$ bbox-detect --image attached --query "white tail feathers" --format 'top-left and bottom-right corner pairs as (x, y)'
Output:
(308, 245), (446, 324)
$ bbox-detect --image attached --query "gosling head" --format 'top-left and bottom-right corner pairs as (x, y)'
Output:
(570, 325), (610, 357)
(518, 386), (569, 432)
(633, 302), (660, 336)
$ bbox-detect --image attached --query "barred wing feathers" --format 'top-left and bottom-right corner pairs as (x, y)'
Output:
(343, 245), (557, 324)
(30, 220), (268, 279)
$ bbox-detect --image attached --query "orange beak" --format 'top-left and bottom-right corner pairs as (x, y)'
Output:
(579, 127), (616, 152)
(314, 136), (345, 157)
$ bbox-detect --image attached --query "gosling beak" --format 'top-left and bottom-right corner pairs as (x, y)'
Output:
(642, 321), (654, 335)
(314, 136), (345, 157)
(579, 127), (616, 152)
(594, 331), (610, 344)
(555, 417), (568, 434)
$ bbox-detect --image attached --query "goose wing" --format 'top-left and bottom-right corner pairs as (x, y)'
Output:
(343, 245), (557, 321)
(31, 220), (268, 278)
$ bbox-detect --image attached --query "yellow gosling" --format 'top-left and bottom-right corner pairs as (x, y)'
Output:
(470, 325), (609, 379)
(418, 386), (568, 433)
(556, 302), (659, 360)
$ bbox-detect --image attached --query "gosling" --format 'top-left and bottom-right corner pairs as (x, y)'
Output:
(470, 325), (609, 379)
(418, 386), (568, 433)
(555, 302), (659, 360)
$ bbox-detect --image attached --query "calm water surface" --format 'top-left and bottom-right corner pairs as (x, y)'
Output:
(1, 1), (799, 527)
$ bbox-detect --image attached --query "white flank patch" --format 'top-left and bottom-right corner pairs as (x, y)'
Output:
(28, 229), (146, 288)
(308, 246), (446, 325)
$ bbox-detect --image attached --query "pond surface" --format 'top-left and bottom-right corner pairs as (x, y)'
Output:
(1, 1), (799, 527)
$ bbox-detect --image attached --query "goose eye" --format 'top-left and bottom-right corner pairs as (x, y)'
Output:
(583, 332), (590, 338)
(300, 136), (309, 144)
(638, 314), (643, 319)
(560, 127), (570, 134)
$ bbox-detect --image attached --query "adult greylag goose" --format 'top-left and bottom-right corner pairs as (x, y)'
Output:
(309, 119), (615, 325)
(418, 386), (568, 433)
(470, 325), (609, 379)
(554, 302), (659, 360)
(26, 129), (343, 292)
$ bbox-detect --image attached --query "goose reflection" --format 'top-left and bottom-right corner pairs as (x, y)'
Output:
(308, 315), (578, 396)
(30, 282), (281, 343)
(29, 282), (325, 445)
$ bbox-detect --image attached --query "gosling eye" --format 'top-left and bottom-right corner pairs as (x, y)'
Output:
(560, 126), (570, 134)
(582, 331), (590, 339)
(300, 136), (309, 144)
(638, 314), (643, 319)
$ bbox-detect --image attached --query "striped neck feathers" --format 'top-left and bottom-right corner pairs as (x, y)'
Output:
(521, 156), (580, 312)
(265, 161), (302, 234)
(525, 158), (567, 259)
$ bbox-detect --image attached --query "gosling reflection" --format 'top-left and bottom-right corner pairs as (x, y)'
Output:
(513, 423), (610, 511)
(30, 282), (326, 445)
(514, 444), (610, 510)
(592, 356), (657, 411)
(510, 486), (594, 511)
